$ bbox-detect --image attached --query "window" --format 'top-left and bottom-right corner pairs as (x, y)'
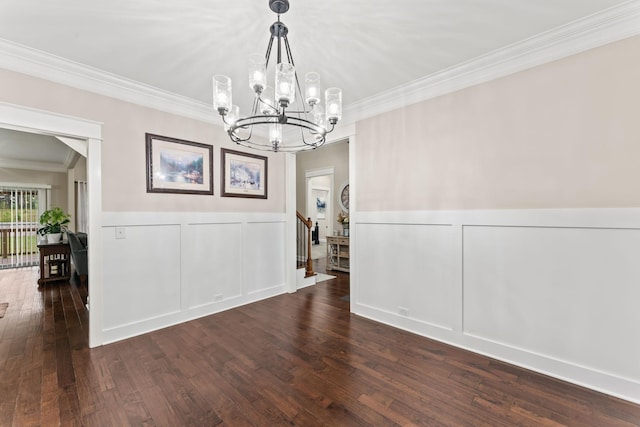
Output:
(0, 184), (50, 269)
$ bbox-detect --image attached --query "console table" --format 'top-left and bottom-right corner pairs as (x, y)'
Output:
(37, 242), (71, 285)
(327, 236), (349, 273)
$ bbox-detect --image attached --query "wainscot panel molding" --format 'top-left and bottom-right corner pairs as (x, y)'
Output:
(357, 223), (456, 331)
(354, 208), (640, 404)
(101, 212), (287, 344)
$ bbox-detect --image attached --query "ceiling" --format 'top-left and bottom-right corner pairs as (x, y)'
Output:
(0, 129), (80, 173)
(0, 0), (635, 166)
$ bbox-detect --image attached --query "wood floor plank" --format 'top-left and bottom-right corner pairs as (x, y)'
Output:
(40, 371), (61, 426)
(0, 356), (21, 426)
(1, 265), (639, 426)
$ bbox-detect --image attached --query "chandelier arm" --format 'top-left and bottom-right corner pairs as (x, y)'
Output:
(234, 137), (324, 152)
(283, 35), (295, 67)
(228, 121), (256, 145)
(246, 120), (255, 140)
(230, 123), (327, 152)
(264, 35), (275, 69)
(282, 35), (310, 121)
(296, 119), (338, 148)
(228, 131), (255, 144)
(297, 126), (317, 147)
(294, 121), (336, 150)
(214, 0), (341, 152)
(250, 94), (258, 116)
(276, 24), (282, 64)
(229, 115), (326, 135)
(287, 108), (314, 115)
(233, 139), (283, 152)
(291, 116), (326, 133)
(257, 95), (279, 115)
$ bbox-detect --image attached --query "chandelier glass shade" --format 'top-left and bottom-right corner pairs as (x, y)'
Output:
(213, 0), (342, 152)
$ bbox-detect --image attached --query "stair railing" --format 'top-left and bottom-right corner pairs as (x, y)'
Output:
(296, 211), (315, 278)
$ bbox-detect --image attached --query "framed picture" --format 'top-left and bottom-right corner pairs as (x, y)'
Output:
(221, 148), (268, 199)
(316, 195), (326, 219)
(146, 133), (213, 195)
(312, 188), (328, 220)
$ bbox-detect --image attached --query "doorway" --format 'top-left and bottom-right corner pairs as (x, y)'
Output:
(0, 102), (103, 347)
(307, 172), (334, 242)
(0, 185), (46, 268)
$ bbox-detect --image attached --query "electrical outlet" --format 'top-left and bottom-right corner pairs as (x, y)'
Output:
(115, 227), (126, 239)
(398, 306), (409, 316)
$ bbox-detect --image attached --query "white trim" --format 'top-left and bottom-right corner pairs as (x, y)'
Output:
(2, 3), (639, 128)
(344, 1), (640, 123)
(357, 208), (640, 229)
(352, 207), (640, 404)
(337, 181), (349, 213)
(0, 157), (68, 173)
(305, 167), (334, 178)
(101, 211), (287, 343)
(309, 183), (333, 237)
(348, 134), (356, 313)
(285, 153), (297, 293)
(63, 149), (80, 169)
(0, 102), (102, 139)
(0, 39), (214, 124)
(56, 135), (88, 157)
(355, 302), (640, 405)
(102, 211), (286, 226)
(326, 124), (355, 145)
(0, 102), (103, 348)
(0, 181), (51, 190)
(102, 284), (286, 345)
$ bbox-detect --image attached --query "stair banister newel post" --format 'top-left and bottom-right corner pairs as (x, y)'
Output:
(296, 211), (315, 278)
(306, 217), (313, 277)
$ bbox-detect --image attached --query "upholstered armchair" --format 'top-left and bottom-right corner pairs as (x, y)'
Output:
(67, 231), (88, 287)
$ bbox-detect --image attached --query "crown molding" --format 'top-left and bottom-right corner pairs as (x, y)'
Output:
(63, 149), (81, 169)
(56, 135), (87, 158)
(0, 157), (68, 173)
(0, 40), (215, 124)
(1, 2), (639, 128)
(344, 0), (640, 124)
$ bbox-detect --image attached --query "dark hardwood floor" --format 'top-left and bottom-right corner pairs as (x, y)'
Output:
(1, 264), (639, 426)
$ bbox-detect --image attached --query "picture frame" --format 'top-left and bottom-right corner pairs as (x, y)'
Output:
(221, 148), (268, 199)
(146, 133), (213, 195)
(316, 195), (326, 219)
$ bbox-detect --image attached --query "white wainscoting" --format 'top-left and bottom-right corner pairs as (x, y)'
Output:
(102, 212), (286, 344)
(353, 209), (640, 404)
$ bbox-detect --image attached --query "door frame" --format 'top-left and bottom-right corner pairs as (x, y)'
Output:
(0, 102), (104, 347)
(306, 169), (334, 240)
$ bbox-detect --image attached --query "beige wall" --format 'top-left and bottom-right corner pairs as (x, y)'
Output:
(356, 35), (640, 211)
(296, 140), (349, 224)
(0, 167), (67, 209)
(72, 157), (87, 182)
(0, 69), (285, 213)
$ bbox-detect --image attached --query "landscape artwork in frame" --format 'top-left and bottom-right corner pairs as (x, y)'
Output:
(316, 195), (326, 219)
(221, 148), (268, 199)
(146, 133), (213, 195)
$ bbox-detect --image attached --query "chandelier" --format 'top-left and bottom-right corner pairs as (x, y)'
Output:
(212, 0), (342, 152)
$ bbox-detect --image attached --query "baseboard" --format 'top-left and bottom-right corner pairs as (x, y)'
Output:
(353, 208), (640, 404)
(102, 285), (285, 344)
(353, 302), (640, 405)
